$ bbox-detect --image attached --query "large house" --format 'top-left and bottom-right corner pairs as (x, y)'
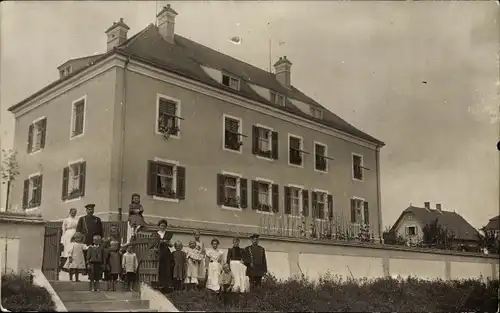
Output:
(390, 202), (482, 248)
(8, 5), (384, 236)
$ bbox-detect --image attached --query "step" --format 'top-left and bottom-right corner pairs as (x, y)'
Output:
(57, 290), (140, 302)
(65, 299), (149, 312)
(50, 281), (133, 292)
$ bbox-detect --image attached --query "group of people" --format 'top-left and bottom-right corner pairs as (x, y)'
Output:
(153, 221), (268, 294)
(58, 193), (269, 296)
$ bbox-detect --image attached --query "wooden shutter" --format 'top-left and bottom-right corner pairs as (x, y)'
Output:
(62, 167), (69, 200)
(79, 162), (86, 197)
(350, 199), (356, 223)
(147, 161), (158, 196)
(302, 190), (309, 217)
(272, 184), (279, 213)
(251, 180), (259, 210)
(271, 131), (279, 160)
(27, 124), (34, 153)
(40, 118), (47, 149)
(327, 194), (333, 220)
(252, 125), (259, 154)
(311, 192), (318, 218)
(284, 186), (291, 214)
(37, 175), (43, 206)
(363, 201), (369, 225)
(22, 179), (30, 209)
(217, 174), (225, 205)
(176, 166), (186, 200)
(240, 178), (248, 208)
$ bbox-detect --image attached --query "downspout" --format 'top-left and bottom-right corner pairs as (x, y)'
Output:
(117, 56), (130, 221)
(375, 146), (383, 243)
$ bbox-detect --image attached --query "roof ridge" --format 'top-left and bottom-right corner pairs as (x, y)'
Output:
(118, 23), (156, 50)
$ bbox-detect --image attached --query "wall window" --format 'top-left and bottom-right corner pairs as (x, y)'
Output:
(27, 118), (47, 153)
(222, 74), (240, 91)
(284, 186), (303, 216)
(252, 180), (279, 213)
(288, 134), (305, 166)
(310, 106), (323, 119)
(71, 97), (86, 138)
(352, 154), (364, 181)
(223, 115), (245, 152)
(252, 125), (278, 160)
(314, 142), (328, 172)
(270, 91), (285, 106)
(217, 173), (247, 209)
(62, 161), (86, 201)
(147, 160), (186, 201)
(22, 174), (43, 209)
(156, 95), (182, 138)
(406, 226), (417, 236)
(312, 191), (330, 220)
(350, 198), (369, 225)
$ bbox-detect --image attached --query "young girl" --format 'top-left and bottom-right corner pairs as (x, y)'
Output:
(172, 241), (187, 291)
(185, 240), (203, 289)
(127, 193), (146, 244)
(205, 238), (224, 292)
(122, 244), (139, 292)
(219, 263), (235, 305)
(64, 232), (87, 282)
(105, 241), (122, 291)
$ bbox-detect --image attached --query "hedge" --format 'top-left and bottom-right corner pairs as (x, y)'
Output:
(1, 270), (56, 312)
(167, 274), (499, 312)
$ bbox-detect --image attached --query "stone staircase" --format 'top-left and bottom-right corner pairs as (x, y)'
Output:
(50, 281), (157, 312)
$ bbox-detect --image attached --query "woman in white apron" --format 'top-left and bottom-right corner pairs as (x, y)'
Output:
(205, 238), (224, 292)
(226, 237), (249, 292)
(60, 208), (78, 270)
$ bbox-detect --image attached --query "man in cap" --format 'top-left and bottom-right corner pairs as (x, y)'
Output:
(76, 204), (104, 246)
(244, 233), (267, 289)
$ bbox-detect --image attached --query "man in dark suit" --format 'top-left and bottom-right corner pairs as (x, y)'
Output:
(244, 233), (267, 289)
(76, 204), (103, 275)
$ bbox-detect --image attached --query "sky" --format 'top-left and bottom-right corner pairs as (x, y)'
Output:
(0, 1), (498, 229)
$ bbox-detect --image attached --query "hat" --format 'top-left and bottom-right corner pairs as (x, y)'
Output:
(85, 204), (96, 209)
(249, 233), (260, 239)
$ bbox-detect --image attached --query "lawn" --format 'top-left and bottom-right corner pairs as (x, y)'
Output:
(167, 274), (499, 312)
(1, 270), (56, 312)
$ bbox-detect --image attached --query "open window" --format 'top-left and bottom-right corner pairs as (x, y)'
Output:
(62, 161), (86, 201)
(288, 134), (308, 167)
(27, 118), (47, 154)
(223, 115), (246, 152)
(22, 174), (43, 209)
(222, 74), (240, 91)
(156, 95), (183, 139)
(147, 160), (186, 201)
(252, 125), (278, 160)
(217, 173), (247, 209)
(252, 180), (279, 213)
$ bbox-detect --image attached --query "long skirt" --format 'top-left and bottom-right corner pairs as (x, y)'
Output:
(61, 228), (76, 258)
(158, 250), (174, 290)
(206, 262), (222, 291)
(197, 258), (206, 280)
(230, 260), (249, 293)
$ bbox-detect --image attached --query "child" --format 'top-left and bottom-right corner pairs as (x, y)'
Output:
(172, 241), (187, 291)
(185, 240), (203, 289)
(86, 235), (105, 292)
(105, 241), (122, 291)
(219, 264), (235, 306)
(122, 244), (139, 292)
(64, 232), (86, 282)
(104, 224), (122, 247)
(127, 193), (146, 244)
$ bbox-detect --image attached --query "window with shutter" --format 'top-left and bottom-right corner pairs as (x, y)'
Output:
(256, 180), (272, 212)
(286, 186), (302, 216)
(350, 199), (356, 223)
(314, 143), (328, 172)
(302, 190), (309, 217)
(270, 91), (285, 106)
(28, 118), (47, 153)
(71, 99), (86, 138)
(218, 173), (242, 209)
(222, 74), (240, 91)
(147, 160), (185, 201)
(327, 194), (334, 220)
(25, 174), (43, 209)
(239, 178), (248, 208)
(271, 184), (279, 213)
(157, 97), (180, 137)
(288, 135), (303, 166)
(350, 198), (364, 224)
(223, 115), (243, 152)
(352, 154), (364, 181)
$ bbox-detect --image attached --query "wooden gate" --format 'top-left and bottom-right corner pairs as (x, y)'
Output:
(41, 226), (61, 281)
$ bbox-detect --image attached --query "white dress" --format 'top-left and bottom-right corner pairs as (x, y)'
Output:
(205, 248), (223, 291)
(61, 217), (78, 258)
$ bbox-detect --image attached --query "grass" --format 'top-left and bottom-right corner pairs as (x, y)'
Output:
(167, 274), (499, 312)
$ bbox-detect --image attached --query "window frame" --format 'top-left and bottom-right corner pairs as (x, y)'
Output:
(310, 106), (323, 119)
(63, 159), (86, 203)
(313, 141), (328, 173)
(221, 171), (242, 211)
(28, 116), (47, 155)
(151, 157), (181, 203)
(406, 226), (418, 237)
(70, 95), (87, 140)
(155, 93), (182, 140)
(270, 91), (285, 106)
(25, 172), (42, 210)
(352, 153), (364, 181)
(222, 114), (244, 154)
(351, 196), (366, 224)
(313, 188), (329, 220)
(287, 183), (304, 217)
(222, 73), (240, 91)
(254, 124), (275, 161)
(288, 133), (304, 168)
(255, 177), (274, 214)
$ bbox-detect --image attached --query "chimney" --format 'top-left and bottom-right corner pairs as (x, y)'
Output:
(273, 56), (292, 89)
(436, 203), (442, 212)
(157, 4), (178, 44)
(105, 18), (130, 51)
(424, 202), (430, 210)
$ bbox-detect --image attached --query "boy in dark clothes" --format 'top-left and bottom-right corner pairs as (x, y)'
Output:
(86, 235), (106, 292)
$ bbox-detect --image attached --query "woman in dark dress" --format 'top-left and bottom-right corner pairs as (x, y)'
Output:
(150, 219), (174, 292)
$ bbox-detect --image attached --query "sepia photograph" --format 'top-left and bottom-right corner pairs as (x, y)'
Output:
(0, 1), (499, 312)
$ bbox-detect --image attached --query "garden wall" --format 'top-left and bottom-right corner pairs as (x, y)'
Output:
(170, 229), (499, 282)
(0, 212), (45, 273)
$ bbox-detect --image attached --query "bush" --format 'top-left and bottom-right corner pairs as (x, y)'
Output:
(1, 270), (56, 312)
(167, 274), (499, 312)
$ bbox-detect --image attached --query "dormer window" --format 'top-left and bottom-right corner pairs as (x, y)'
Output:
(222, 74), (240, 91)
(270, 91), (285, 106)
(310, 106), (323, 119)
(59, 66), (72, 78)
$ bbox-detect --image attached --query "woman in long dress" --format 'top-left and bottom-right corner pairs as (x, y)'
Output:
(205, 238), (224, 292)
(60, 208), (78, 272)
(226, 237), (249, 293)
(193, 230), (206, 288)
(150, 219), (174, 292)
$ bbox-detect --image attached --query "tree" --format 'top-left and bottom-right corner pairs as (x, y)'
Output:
(480, 226), (500, 254)
(0, 149), (20, 211)
(422, 218), (455, 249)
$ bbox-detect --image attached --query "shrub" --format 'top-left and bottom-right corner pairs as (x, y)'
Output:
(1, 270), (56, 312)
(167, 273), (500, 312)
